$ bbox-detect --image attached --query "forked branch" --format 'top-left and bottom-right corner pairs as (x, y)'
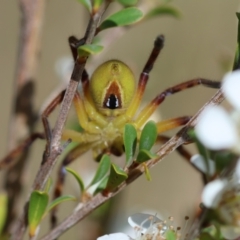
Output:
(39, 89), (224, 240)
(11, 1), (111, 239)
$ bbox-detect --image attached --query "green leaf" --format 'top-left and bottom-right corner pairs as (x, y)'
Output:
(77, 0), (92, 13)
(44, 178), (52, 193)
(90, 155), (111, 186)
(78, 44), (104, 57)
(28, 191), (49, 237)
(166, 230), (176, 240)
(143, 164), (151, 181)
(106, 163), (128, 191)
(124, 124), (137, 165)
(98, 7), (143, 32)
(93, 0), (103, 9)
(117, 0), (138, 7)
(233, 13), (240, 70)
(46, 195), (76, 214)
(0, 193), (7, 235)
(139, 121), (158, 151)
(66, 167), (85, 193)
(145, 5), (181, 20)
(136, 149), (158, 163)
(212, 151), (236, 172)
(94, 175), (109, 195)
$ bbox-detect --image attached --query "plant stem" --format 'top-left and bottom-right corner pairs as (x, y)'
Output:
(39, 89), (224, 240)
(11, 2), (111, 240)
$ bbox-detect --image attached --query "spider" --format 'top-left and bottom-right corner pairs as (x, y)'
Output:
(0, 34), (221, 227)
(49, 34), (220, 214)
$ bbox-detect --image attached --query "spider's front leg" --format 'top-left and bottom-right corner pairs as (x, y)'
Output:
(134, 78), (221, 128)
(0, 89), (66, 169)
(113, 35), (165, 128)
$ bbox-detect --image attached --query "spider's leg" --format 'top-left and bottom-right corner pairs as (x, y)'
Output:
(134, 78), (221, 128)
(0, 90), (66, 169)
(73, 92), (105, 133)
(0, 133), (45, 170)
(62, 129), (101, 143)
(51, 141), (99, 228)
(156, 116), (191, 133)
(113, 35), (165, 128)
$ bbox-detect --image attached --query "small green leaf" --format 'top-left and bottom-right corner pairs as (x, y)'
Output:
(139, 121), (158, 151)
(143, 163), (151, 181)
(233, 13), (240, 70)
(166, 230), (176, 240)
(106, 163), (128, 191)
(77, 0), (92, 13)
(145, 5), (181, 20)
(136, 149), (158, 163)
(44, 178), (52, 193)
(46, 195), (76, 214)
(124, 124), (137, 165)
(0, 193), (7, 235)
(93, 0), (103, 9)
(66, 167), (85, 193)
(117, 0), (138, 7)
(78, 44), (104, 57)
(90, 155), (111, 186)
(94, 175), (109, 195)
(28, 191), (49, 237)
(98, 7), (143, 32)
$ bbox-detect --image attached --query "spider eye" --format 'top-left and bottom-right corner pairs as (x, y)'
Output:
(90, 60), (135, 115)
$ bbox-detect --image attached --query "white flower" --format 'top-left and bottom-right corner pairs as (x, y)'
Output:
(97, 233), (131, 240)
(195, 70), (240, 152)
(201, 160), (240, 239)
(97, 213), (186, 240)
(222, 70), (240, 111)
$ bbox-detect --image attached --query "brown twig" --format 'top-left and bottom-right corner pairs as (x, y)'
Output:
(3, 0), (46, 235)
(39, 89), (224, 240)
(11, 2), (111, 240)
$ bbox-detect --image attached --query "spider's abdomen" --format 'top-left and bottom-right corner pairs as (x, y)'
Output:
(90, 60), (136, 116)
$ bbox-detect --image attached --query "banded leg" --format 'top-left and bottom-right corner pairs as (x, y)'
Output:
(134, 78), (221, 128)
(0, 90), (66, 169)
(156, 116), (191, 133)
(113, 35), (165, 128)
(51, 141), (99, 228)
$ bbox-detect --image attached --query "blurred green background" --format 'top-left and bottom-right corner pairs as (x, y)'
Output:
(0, 0), (239, 239)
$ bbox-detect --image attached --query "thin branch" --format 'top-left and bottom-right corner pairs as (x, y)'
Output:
(39, 89), (224, 240)
(3, 0), (46, 235)
(11, 2), (111, 240)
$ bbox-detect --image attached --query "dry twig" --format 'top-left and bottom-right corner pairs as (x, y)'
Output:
(39, 89), (224, 240)
(3, 0), (46, 234)
(11, 2), (111, 240)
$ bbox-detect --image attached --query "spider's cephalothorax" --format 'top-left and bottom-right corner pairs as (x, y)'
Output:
(90, 60), (136, 117)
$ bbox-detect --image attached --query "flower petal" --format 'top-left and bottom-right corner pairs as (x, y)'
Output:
(222, 70), (240, 110)
(202, 179), (227, 208)
(97, 233), (131, 240)
(190, 154), (215, 176)
(195, 106), (238, 149)
(128, 213), (162, 232)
